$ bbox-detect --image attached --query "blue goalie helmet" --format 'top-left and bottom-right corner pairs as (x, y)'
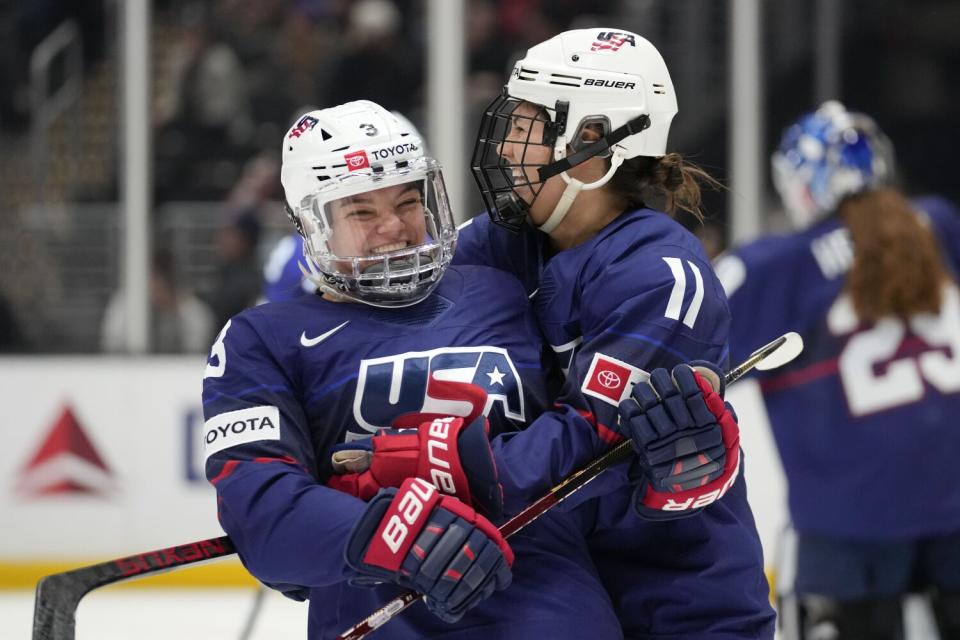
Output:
(771, 100), (895, 229)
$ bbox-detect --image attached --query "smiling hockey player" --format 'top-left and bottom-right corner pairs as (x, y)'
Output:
(456, 28), (776, 638)
(202, 100), (623, 639)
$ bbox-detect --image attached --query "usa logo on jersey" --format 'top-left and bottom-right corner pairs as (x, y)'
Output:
(353, 346), (525, 433)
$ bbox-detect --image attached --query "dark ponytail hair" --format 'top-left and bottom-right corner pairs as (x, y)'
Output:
(607, 152), (723, 221)
(841, 187), (950, 321)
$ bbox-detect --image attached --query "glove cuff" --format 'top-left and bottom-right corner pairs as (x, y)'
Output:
(688, 359), (724, 397)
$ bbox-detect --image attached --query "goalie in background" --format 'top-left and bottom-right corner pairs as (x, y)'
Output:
(716, 101), (960, 639)
(201, 100), (623, 638)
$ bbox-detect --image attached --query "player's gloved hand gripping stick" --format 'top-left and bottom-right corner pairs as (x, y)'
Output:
(335, 332), (804, 640)
(344, 477), (514, 623)
(619, 361), (743, 519)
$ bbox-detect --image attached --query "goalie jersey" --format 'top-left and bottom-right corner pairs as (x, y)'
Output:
(202, 264), (622, 639)
(455, 209), (776, 639)
(717, 196), (960, 540)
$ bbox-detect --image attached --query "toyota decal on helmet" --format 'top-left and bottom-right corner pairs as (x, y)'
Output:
(281, 101), (457, 307)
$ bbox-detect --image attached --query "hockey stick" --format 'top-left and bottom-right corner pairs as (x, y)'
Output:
(237, 584), (270, 640)
(336, 331), (805, 640)
(31, 332), (802, 640)
(32, 536), (236, 640)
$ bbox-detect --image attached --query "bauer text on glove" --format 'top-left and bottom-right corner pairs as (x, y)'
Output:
(344, 477), (514, 623)
(617, 362), (740, 519)
(327, 415), (503, 520)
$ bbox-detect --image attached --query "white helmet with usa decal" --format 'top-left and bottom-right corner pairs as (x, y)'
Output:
(472, 28), (678, 232)
(281, 101), (457, 308)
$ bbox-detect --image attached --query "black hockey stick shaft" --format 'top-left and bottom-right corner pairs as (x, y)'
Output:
(32, 536), (236, 640)
(336, 332), (799, 640)
(31, 333), (799, 640)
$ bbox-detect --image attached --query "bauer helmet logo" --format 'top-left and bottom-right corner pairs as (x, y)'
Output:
(288, 115), (319, 139)
(583, 78), (636, 89)
(344, 150), (371, 171)
(591, 32), (636, 52)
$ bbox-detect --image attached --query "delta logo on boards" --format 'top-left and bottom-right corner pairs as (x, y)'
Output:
(16, 405), (115, 497)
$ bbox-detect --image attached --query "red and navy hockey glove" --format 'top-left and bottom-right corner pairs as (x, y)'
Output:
(617, 362), (741, 520)
(345, 477), (514, 623)
(327, 416), (504, 521)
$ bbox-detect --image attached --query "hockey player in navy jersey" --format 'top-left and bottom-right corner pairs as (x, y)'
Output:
(715, 101), (960, 639)
(202, 100), (624, 639)
(453, 28), (776, 639)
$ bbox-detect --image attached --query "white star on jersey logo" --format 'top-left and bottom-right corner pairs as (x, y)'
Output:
(486, 366), (506, 387)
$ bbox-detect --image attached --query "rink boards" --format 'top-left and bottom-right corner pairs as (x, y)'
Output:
(0, 357), (254, 588)
(0, 357), (786, 590)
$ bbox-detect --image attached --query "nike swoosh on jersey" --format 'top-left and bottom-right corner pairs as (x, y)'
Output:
(300, 321), (350, 347)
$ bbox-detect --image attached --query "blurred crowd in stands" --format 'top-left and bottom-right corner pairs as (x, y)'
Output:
(1, 0), (957, 354)
(2, 0), (609, 194)
(0, 0), (603, 353)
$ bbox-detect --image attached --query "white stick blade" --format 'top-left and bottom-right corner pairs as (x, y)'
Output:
(754, 331), (804, 371)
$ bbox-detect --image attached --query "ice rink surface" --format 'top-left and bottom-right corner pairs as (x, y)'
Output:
(2, 588), (945, 639)
(0, 588), (308, 639)
(1, 588), (943, 640)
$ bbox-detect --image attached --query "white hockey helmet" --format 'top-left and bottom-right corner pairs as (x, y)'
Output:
(281, 101), (457, 307)
(472, 28), (678, 232)
(772, 100), (895, 229)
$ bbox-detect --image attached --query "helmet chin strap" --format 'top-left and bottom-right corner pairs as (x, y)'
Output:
(535, 145), (626, 234)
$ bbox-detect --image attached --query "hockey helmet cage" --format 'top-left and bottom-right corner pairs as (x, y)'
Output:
(281, 101), (457, 307)
(472, 28), (677, 231)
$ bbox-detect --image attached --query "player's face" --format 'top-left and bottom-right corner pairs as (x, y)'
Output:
(497, 102), (554, 208)
(496, 101), (595, 226)
(326, 182), (428, 264)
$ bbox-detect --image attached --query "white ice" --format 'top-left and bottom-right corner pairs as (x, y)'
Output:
(0, 588), (940, 639)
(0, 587), (307, 639)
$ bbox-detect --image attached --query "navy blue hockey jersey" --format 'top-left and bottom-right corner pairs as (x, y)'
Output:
(261, 232), (313, 303)
(202, 264), (622, 639)
(456, 210), (776, 639)
(718, 196), (960, 540)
